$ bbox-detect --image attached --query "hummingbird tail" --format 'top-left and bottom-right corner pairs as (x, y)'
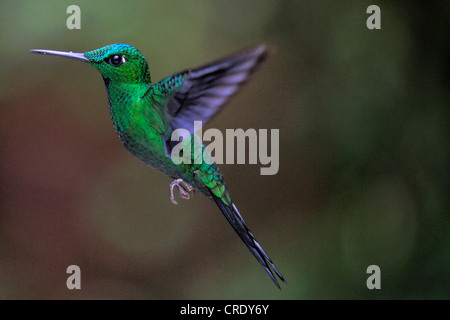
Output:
(211, 193), (286, 289)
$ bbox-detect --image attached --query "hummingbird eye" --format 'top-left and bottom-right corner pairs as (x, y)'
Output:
(106, 54), (126, 67)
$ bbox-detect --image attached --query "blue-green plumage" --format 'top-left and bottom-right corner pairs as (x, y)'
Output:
(30, 44), (285, 288)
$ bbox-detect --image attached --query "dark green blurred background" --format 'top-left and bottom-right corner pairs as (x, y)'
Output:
(0, 0), (448, 299)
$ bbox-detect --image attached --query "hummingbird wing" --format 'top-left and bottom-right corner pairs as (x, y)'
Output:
(160, 44), (269, 157)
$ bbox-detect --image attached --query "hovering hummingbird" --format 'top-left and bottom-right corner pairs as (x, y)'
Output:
(30, 44), (285, 288)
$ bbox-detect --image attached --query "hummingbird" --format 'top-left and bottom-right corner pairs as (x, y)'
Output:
(30, 44), (285, 289)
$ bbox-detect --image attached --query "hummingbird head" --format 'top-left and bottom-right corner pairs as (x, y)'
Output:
(85, 44), (151, 84)
(30, 44), (152, 85)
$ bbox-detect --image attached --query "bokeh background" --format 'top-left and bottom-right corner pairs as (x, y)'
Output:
(0, 0), (448, 299)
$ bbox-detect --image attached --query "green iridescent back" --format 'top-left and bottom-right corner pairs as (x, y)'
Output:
(83, 44), (230, 203)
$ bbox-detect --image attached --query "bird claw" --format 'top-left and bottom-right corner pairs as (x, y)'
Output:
(169, 178), (195, 205)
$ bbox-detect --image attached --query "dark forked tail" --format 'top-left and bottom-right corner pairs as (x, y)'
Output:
(211, 193), (286, 289)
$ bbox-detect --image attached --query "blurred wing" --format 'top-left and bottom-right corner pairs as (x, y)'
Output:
(161, 44), (269, 157)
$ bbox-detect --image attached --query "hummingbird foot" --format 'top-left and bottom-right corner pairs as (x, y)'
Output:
(169, 178), (195, 205)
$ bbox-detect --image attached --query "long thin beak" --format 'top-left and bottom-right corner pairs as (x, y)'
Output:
(30, 49), (89, 62)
